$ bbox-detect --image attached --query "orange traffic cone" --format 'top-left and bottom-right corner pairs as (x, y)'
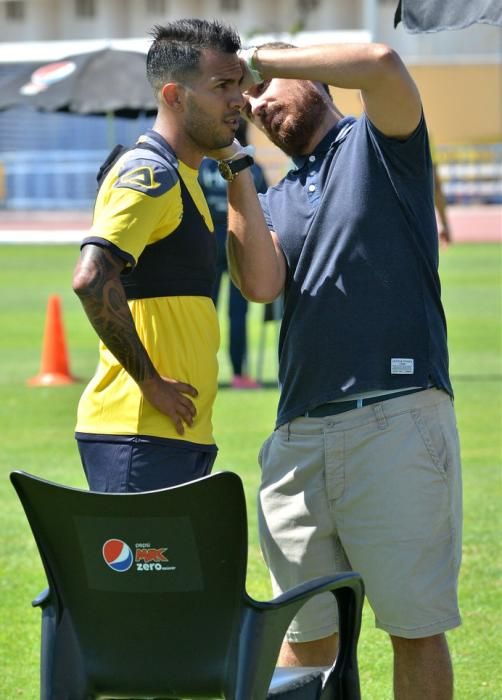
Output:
(28, 295), (77, 386)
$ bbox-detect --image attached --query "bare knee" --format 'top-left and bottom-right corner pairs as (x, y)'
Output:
(391, 633), (453, 700)
(279, 633), (338, 666)
(391, 632), (450, 658)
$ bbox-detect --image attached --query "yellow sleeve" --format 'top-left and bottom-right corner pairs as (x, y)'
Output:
(90, 153), (182, 264)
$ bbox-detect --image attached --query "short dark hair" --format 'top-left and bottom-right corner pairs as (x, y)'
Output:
(147, 18), (241, 94)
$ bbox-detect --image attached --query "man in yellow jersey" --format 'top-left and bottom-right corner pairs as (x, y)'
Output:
(72, 19), (251, 491)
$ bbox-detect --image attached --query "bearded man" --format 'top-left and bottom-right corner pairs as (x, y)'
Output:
(216, 41), (463, 700)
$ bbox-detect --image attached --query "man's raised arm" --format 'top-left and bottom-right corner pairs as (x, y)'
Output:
(226, 166), (286, 303)
(243, 42), (422, 138)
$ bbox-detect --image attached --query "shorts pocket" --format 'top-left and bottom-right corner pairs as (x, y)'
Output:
(410, 405), (448, 477)
(258, 432), (274, 470)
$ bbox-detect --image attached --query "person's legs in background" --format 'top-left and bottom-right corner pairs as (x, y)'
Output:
(211, 226), (259, 389)
(228, 279), (260, 388)
(211, 230), (225, 308)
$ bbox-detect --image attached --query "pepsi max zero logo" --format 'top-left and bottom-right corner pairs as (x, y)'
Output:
(102, 539), (134, 572)
(134, 542), (175, 572)
(102, 540), (176, 573)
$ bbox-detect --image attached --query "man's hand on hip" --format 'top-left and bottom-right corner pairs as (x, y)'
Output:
(139, 375), (198, 436)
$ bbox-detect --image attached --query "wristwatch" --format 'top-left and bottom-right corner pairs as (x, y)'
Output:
(217, 154), (254, 182)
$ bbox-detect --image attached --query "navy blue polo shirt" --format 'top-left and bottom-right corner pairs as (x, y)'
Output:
(259, 114), (452, 427)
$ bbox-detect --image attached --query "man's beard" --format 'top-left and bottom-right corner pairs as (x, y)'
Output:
(264, 84), (328, 157)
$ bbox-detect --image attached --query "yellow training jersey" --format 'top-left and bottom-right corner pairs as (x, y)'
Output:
(75, 130), (219, 445)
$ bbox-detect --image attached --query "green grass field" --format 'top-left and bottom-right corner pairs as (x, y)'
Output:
(0, 242), (500, 698)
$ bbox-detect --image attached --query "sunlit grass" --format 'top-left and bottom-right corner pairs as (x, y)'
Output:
(0, 243), (500, 698)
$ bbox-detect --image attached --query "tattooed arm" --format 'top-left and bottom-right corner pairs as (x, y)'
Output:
(72, 244), (197, 435)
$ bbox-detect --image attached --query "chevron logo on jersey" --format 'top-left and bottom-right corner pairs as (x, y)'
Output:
(117, 165), (162, 191)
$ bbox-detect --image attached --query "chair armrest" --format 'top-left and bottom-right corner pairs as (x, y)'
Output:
(32, 586), (51, 608)
(246, 571), (363, 614)
(237, 572), (364, 700)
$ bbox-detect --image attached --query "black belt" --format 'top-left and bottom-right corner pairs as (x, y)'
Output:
(305, 388), (426, 418)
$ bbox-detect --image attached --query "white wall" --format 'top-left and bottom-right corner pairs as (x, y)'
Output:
(126, 0), (225, 39)
(0, 0), (500, 60)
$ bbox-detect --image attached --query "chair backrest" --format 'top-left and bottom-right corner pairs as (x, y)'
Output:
(11, 470), (249, 699)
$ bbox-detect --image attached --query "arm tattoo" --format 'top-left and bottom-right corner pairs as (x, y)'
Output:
(76, 247), (156, 383)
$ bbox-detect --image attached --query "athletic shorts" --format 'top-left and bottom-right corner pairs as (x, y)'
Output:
(258, 388), (462, 640)
(76, 434), (217, 493)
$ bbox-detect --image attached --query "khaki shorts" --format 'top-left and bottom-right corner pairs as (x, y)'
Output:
(258, 388), (462, 640)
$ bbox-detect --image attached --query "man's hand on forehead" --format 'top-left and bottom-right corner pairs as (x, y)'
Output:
(238, 47), (263, 92)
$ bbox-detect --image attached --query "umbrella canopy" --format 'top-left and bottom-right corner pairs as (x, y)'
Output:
(0, 48), (157, 117)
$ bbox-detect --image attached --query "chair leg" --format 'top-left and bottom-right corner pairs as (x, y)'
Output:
(40, 603), (56, 700)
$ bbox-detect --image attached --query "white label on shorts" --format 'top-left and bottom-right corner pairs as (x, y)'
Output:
(391, 358), (415, 374)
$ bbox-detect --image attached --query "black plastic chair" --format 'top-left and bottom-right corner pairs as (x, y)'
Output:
(11, 470), (364, 700)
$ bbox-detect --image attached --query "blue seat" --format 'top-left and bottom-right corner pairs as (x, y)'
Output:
(11, 470), (364, 699)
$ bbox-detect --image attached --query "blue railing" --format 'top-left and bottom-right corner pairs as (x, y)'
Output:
(1, 149), (107, 209)
(437, 143), (502, 205)
(0, 105), (151, 209)
(0, 74), (500, 208)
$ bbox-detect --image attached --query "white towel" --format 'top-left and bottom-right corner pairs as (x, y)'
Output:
(394, 0), (502, 33)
